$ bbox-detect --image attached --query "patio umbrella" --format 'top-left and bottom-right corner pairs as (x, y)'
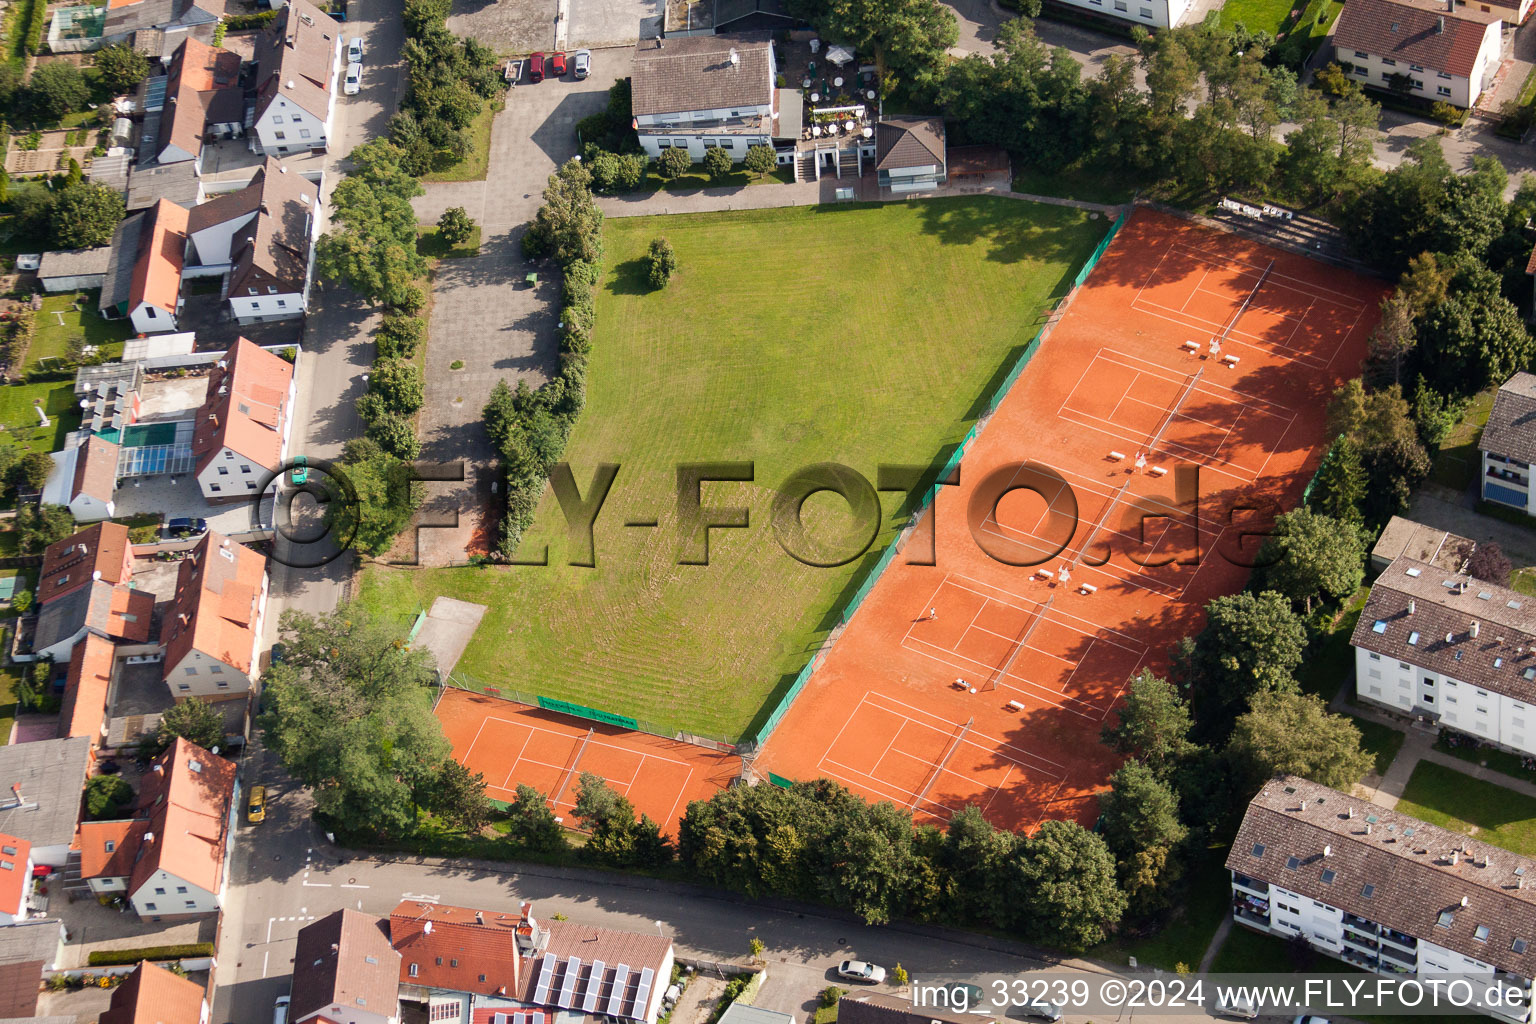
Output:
(826, 44), (854, 66)
(833, 76), (843, 87)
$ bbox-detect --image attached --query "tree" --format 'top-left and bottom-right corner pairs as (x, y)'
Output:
(26, 62), (90, 121)
(785, 0), (958, 91)
(703, 146), (733, 179)
(15, 504), (75, 553)
(330, 438), (422, 556)
(1307, 436), (1367, 526)
(1255, 508), (1365, 613)
(51, 183), (126, 250)
(522, 159), (604, 267)
(91, 44), (151, 95)
(1363, 291), (1418, 389)
(936, 805), (1017, 921)
(366, 413), (421, 460)
(587, 150), (645, 193)
(437, 206), (475, 246)
(646, 237), (677, 290)
(376, 314), (425, 360)
(14, 450), (54, 492)
(1226, 690), (1373, 791)
(149, 696), (224, 755)
(1000, 820), (1126, 950)
(572, 772), (673, 867)
(315, 140), (428, 306)
(1468, 542), (1513, 587)
(1417, 263), (1532, 397)
(743, 145), (776, 175)
(656, 146), (692, 179)
(1174, 590), (1307, 737)
(812, 796), (918, 925)
(1101, 669), (1196, 777)
(258, 607), (458, 837)
(364, 358), (424, 418)
(11, 589), (32, 613)
(423, 759), (492, 833)
(84, 774), (133, 820)
(1326, 380), (1431, 526)
(504, 783), (567, 852)
(1097, 760), (1187, 912)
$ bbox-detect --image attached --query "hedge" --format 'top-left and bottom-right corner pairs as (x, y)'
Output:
(224, 11), (277, 30)
(23, 0), (48, 56)
(87, 942), (216, 966)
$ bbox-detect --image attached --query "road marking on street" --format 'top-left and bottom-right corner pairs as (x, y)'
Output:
(340, 882), (369, 889)
(303, 881), (333, 887)
(402, 892), (440, 902)
(263, 951), (269, 977)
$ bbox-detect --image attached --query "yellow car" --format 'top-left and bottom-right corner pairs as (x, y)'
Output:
(247, 785), (267, 824)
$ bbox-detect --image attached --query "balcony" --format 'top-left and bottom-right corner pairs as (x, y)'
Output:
(1234, 907), (1271, 928)
(1377, 959), (1414, 976)
(1232, 874), (1269, 897)
(1344, 929), (1381, 951)
(1381, 928), (1418, 951)
(1344, 913), (1380, 934)
(1488, 466), (1530, 488)
(1380, 941), (1417, 967)
(1343, 949), (1378, 970)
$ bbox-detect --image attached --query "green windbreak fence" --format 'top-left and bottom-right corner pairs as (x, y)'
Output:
(750, 207), (1130, 749)
(537, 696), (639, 730)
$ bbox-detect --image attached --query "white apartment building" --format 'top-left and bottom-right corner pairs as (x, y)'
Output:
(1230, 776), (1536, 1023)
(1481, 372), (1536, 516)
(1046, 0), (1192, 29)
(631, 33), (784, 162)
(1334, 0), (1504, 108)
(1352, 555), (1536, 754)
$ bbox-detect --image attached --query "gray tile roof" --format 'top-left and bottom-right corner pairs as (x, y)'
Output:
(37, 246), (112, 282)
(718, 1004), (795, 1024)
(0, 738), (91, 851)
(101, 211), (148, 316)
(1351, 555), (1536, 699)
(126, 157), (202, 211)
(1334, 0), (1498, 79)
(875, 116), (945, 171)
(1481, 372), (1536, 465)
(631, 32), (773, 117)
(1230, 775), (1536, 979)
(33, 582), (94, 653)
(1371, 515), (1473, 572)
(838, 993), (999, 1024)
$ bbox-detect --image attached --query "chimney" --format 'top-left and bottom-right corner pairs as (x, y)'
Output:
(1366, 823), (1373, 835)
(153, 763), (164, 774)
(1471, 621), (1481, 639)
(1348, 807), (1355, 819)
(9, 782), (20, 804)
(144, 832), (155, 843)
(1409, 599), (1417, 614)
(475, 912), (484, 926)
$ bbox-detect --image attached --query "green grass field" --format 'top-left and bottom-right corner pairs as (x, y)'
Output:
(1395, 760), (1536, 858)
(0, 381), (81, 455)
(29, 292), (131, 371)
(360, 197), (1104, 739)
(1428, 387), (1495, 492)
(423, 99), (503, 183)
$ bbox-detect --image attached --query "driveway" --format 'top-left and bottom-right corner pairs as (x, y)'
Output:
(405, 63), (628, 565)
(568, 0), (659, 48)
(447, 0), (559, 53)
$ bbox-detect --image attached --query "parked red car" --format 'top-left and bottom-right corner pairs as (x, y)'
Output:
(528, 52), (547, 83)
(549, 51), (568, 77)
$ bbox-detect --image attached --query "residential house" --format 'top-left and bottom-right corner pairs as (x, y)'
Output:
(1370, 516), (1473, 573)
(77, 737), (238, 920)
(1229, 775), (1536, 1023)
(874, 117), (946, 194)
(99, 199), (188, 334)
(0, 833), (34, 926)
(190, 338), (296, 502)
(251, 0), (344, 157)
(1351, 554), (1536, 754)
(631, 34), (788, 163)
(1481, 372), (1536, 514)
(39, 523), (134, 607)
(1333, 0), (1504, 108)
(186, 160), (321, 323)
(47, 0), (219, 58)
(100, 961), (209, 1024)
(1044, 0), (1191, 30)
(35, 247), (112, 293)
(32, 573), (154, 663)
(709, 0), (805, 33)
(292, 909), (402, 1024)
(0, 736), (93, 867)
(43, 434), (122, 523)
(0, 919), (69, 1018)
(391, 900), (674, 1024)
(152, 37), (244, 172)
(717, 1006), (796, 1024)
(161, 531), (268, 699)
(59, 633), (118, 747)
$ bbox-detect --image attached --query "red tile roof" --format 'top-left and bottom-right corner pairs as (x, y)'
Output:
(160, 37), (242, 163)
(192, 337), (293, 476)
(389, 901), (526, 998)
(59, 633), (116, 743)
(72, 435), (120, 505)
(129, 199), (189, 318)
(99, 961), (207, 1024)
(161, 532), (266, 679)
(126, 738), (236, 898)
(40, 523), (132, 604)
(0, 831), (31, 917)
(1333, 0), (1499, 78)
(77, 818), (146, 881)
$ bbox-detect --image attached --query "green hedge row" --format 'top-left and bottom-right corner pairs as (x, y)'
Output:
(224, 11), (278, 30)
(87, 942), (215, 966)
(23, 0), (49, 56)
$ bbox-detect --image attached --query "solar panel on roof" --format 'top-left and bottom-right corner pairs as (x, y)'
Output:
(558, 956), (582, 1008)
(607, 966), (631, 1016)
(583, 960), (608, 1012)
(532, 953), (556, 1005)
(630, 967), (655, 1020)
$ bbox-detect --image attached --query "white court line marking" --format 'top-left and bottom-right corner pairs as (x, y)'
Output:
(1156, 241), (1369, 306)
(499, 725), (535, 791)
(898, 635), (1103, 720)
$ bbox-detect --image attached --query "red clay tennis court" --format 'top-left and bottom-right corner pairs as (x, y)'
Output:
(435, 688), (741, 835)
(754, 207), (1387, 831)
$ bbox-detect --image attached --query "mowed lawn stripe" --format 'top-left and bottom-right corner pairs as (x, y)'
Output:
(361, 198), (1105, 740)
